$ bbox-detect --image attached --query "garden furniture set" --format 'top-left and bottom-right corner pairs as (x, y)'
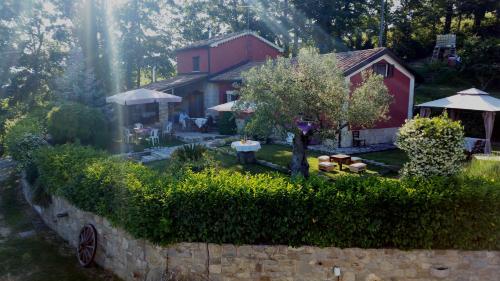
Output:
(318, 154), (366, 173)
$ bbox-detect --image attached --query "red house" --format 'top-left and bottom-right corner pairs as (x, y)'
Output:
(143, 31), (415, 147)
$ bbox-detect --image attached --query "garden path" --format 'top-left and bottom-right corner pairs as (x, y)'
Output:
(0, 158), (121, 281)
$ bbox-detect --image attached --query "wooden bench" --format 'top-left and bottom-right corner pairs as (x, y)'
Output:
(349, 162), (367, 173)
(319, 162), (336, 172)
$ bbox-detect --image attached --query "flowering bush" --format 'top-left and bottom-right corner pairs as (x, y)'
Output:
(396, 114), (465, 178)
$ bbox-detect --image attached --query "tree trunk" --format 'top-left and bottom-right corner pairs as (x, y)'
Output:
(473, 9), (485, 32)
(290, 132), (310, 178)
(444, 2), (453, 34)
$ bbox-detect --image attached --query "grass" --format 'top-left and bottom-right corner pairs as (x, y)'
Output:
(146, 150), (278, 175)
(357, 149), (408, 167)
(461, 158), (500, 182)
(0, 175), (120, 281)
(147, 144), (403, 178)
(254, 144), (390, 178)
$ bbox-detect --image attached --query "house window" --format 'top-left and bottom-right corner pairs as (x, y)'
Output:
(226, 90), (238, 102)
(372, 63), (394, 78)
(192, 56), (200, 72)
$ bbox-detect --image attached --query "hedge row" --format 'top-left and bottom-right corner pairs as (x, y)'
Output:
(33, 144), (500, 250)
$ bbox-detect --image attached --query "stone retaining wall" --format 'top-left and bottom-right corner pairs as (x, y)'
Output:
(21, 178), (500, 281)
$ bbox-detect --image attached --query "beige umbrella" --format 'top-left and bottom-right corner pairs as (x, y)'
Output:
(106, 88), (182, 105)
(208, 101), (255, 113)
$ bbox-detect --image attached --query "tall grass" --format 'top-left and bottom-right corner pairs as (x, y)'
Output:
(461, 159), (500, 181)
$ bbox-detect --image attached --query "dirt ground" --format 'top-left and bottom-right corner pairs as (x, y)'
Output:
(0, 158), (121, 281)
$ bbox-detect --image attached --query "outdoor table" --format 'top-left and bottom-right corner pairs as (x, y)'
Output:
(231, 140), (261, 164)
(192, 118), (208, 129)
(133, 127), (152, 139)
(330, 154), (351, 170)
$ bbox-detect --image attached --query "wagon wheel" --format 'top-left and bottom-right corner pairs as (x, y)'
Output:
(77, 224), (97, 267)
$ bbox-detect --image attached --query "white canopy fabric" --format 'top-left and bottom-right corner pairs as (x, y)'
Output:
(208, 101), (255, 113)
(416, 88), (499, 154)
(416, 88), (500, 112)
(106, 88), (182, 105)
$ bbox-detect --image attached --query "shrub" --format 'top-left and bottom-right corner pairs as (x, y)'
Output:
(169, 144), (217, 172)
(32, 144), (500, 250)
(12, 134), (47, 170)
(218, 112), (237, 135)
(47, 103), (110, 148)
(396, 114), (465, 178)
(3, 115), (46, 165)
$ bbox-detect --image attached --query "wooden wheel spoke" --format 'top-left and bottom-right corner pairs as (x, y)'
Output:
(77, 224), (97, 267)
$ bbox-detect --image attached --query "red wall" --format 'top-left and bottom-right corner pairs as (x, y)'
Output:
(210, 35), (281, 74)
(176, 48), (209, 74)
(349, 60), (411, 129)
(217, 82), (234, 104)
(176, 34), (282, 75)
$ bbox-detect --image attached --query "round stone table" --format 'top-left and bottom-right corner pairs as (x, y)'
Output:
(231, 140), (261, 164)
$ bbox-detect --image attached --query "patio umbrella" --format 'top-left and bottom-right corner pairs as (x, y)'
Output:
(106, 88), (182, 105)
(208, 101), (255, 113)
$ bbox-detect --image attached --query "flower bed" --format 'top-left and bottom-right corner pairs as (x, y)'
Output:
(31, 144), (500, 250)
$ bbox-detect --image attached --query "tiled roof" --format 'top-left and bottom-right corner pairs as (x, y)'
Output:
(210, 61), (266, 82)
(209, 47), (390, 82)
(142, 73), (207, 92)
(334, 47), (386, 74)
(176, 30), (283, 52)
(176, 31), (250, 51)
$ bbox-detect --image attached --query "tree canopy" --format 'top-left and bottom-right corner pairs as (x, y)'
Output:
(238, 48), (392, 177)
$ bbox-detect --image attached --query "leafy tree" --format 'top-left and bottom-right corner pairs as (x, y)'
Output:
(56, 47), (104, 106)
(238, 48), (392, 177)
(459, 36), (500, 89)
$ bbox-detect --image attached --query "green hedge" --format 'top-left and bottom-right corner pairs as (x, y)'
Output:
(33, 144), (500, 250)
(47, 103), (110, 148)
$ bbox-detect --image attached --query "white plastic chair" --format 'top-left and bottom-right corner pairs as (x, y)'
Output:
(148, 129), (160, 146)
(162, 122), (173, 138)
(123, 128), (134, 143)
(134, 123), (143, 130)
(286, 132), (294, 144)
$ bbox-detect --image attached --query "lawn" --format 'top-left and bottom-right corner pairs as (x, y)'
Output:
(254, 144), (391, 178)
(146, 150), (278, 175)
(357, 149), (408, 167)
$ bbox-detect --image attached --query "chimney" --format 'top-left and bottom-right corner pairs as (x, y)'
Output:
(208, 27), (212, 39)
(152, 65), (157, 83)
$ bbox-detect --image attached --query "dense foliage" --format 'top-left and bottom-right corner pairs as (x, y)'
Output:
(47, 103), (110, 148)
(3, 115), (46, 164)
(396, 115), (465, 178)
(31, 144), (500, 250)
(218, 112), (237, 135)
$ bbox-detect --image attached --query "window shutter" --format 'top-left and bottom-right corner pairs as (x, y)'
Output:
(387, 64), (395, 77)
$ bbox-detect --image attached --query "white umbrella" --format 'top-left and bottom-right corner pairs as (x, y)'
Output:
(208, 101), (255, 113)
(106, 88), (182, 105)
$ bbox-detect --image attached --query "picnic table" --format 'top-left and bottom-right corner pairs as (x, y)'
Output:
(330, 154), (351, 170)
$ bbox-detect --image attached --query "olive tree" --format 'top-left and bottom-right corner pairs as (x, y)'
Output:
(238, 48), (392, 177)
